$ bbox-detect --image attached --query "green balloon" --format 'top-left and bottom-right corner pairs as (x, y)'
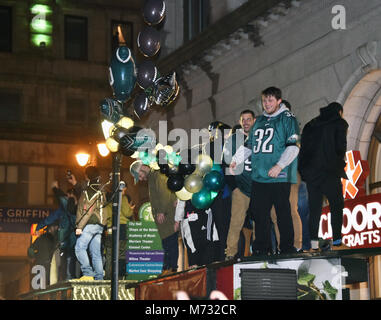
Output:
(211, 163), (222, 172)
(203, 170), (225, 192)
(210, 191), (219, 200)
(191, 188), (213, 209)
(184, 174), (203, 193)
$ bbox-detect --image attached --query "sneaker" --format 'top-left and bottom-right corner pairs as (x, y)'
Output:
(76, 275), (94, 281)
(332, 239), (351, 250)
(160, 269), (176, 276)
(319, 239), (332, 252)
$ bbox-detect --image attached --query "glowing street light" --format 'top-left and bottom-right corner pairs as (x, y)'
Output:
(75, 152), (90, 167)
(97, 143), (110, 157)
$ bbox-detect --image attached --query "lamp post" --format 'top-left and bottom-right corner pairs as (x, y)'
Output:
(100, 111), (136, 300)
(110, 151), (124, 300)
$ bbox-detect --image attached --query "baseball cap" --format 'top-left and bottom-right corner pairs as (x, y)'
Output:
(130, 160), (143, 184)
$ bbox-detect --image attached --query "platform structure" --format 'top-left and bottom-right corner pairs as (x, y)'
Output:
(18, 247), (381, 300)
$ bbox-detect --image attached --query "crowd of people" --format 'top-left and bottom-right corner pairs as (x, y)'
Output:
(28, 85), (349, 284)
(130, 86), (350, 274)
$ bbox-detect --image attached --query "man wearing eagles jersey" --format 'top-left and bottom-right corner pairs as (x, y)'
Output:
(223, 110), (256, 260)
(230, 87), (300, 255)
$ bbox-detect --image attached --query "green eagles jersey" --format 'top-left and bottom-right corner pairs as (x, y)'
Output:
(223, 130), (252, 197)
(247, 106), (299, 184)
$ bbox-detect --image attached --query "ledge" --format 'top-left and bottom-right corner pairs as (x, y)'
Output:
(157, 0), (285, 74)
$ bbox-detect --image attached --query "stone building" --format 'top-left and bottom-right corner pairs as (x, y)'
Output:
(145, 0), (381, 299)
(0, 0), (146, 298)
(1, 0), (381, 299)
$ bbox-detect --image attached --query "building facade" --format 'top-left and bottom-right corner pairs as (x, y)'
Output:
(0, 0), (147, 298)
(146, 0), (381, 299)
(2, 0), (381, 299)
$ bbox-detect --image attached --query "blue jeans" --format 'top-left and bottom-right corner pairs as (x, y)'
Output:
(298, 182), (311, 250)
(75, 224), (104, 280)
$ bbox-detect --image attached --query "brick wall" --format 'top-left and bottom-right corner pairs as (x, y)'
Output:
(0, 233), (30, 257)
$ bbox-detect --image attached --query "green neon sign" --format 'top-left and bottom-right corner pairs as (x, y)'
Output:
(31, 34), (52, 47)
(31, 17), (52, 33)
(30, 3), (53, 47)
(31, 4), (52, 15)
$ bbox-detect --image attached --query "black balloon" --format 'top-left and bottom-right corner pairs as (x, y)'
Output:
(137, 60), (158, 89)
(133, 92), (150, 118)
(167, 174), (184, 192)
(159, 163), (169, 175)
(137, 26), (161, 57)
(179, 162), (195, 175)
(168, 165), (179, 175)
(143, 0), (166, 25)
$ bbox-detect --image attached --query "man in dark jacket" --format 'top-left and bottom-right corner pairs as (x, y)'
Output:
(298, 102), (348, 251)
(30, 221), (59, 286)
(36, 182), (78, 281)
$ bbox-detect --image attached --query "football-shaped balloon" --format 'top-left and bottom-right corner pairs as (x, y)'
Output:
(109, 46), (137, 102)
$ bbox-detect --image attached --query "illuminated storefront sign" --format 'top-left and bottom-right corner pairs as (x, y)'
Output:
(0, 207), (52, 233)
(319, 150), (380, 248)
(320, 194), (381, 248)
(341, 150), (369, 199)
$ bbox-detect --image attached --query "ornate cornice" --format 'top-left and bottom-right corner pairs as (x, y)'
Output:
(157, 0), (302, 75)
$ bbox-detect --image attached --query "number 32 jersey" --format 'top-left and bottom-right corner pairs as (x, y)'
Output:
(247, 106), (300, 184)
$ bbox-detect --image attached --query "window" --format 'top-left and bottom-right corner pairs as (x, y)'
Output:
(27, 167), (46, 205)
(0, 164), (59, 206)
(0, 6), (12, 52)
(64, 15), (88, 60)
(0, 165), (20, 204)
(183, 0), (210, 42)
(111, 20), (133, 54)
(0, 91), (21, 122)
(66, 97), (87, 125)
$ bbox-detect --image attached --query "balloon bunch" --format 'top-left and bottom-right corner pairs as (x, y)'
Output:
(134, 0), (179, 118)
(134, 145), (225, 209)
(99, 0), (179, 156)
(182, 154), (225, 210)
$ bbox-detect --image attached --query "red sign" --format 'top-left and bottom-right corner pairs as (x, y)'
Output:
(341, 150), (369, 199)
(320, 193), (381, 249)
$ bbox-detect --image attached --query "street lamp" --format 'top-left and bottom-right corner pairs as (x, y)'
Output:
(75, 152), (90, 167)
(97, 143), (110, 157)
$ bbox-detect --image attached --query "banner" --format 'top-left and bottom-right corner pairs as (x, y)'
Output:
(126, 202), (164, 280)
(0, 207), (52, 233)
(320, 193), (381, 249)
(233, 258), (344, 300)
